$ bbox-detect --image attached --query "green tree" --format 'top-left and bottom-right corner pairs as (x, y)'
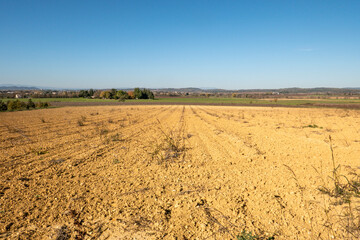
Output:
(143, 89), (154, 99)
(134, 88), (142, 99)
(0, 100), (7, 111)
(111, 89), (117, 98)
(7, 100), (26, 110)
(100, 91), (113, 99)
(15, 100), (26, 110)
(116, 90), (129, 101)
(27, 99), (36, 109)
(105, 91), (112, 99)
(89, 88), (94, 97)
(79, 90), (89, 98)
(133, 88), (154, 99)
(7, 100), (15, 110)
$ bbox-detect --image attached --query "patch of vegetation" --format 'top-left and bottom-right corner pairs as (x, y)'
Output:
(97, 88), (154, 100)
(318, 136), (360, 201)
(77, 119), (85, 126)
(99, 128), (109, 135)
(32, 148), (48, 155)
(151, 120), (186, 164)
(237, 230), (259, 240)
(35, 101), (49, 108)
(117, 90), (130, 101)
(315, 136), (360, 238)
(78, 89), (94, 98)
(237, 230), (275, 240)
(110, 133), (122, 142)
(6, 96), (360, 109)
(0, 99), (49, 112)
(15, 98), (117, 103)
(303, 124), (323, 129)
(133, 87), (154, 99)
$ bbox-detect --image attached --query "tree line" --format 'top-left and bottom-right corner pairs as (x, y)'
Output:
(0, 88), (155, 100)
(0, 99), (50, 111)
(97, 88), (154, 101)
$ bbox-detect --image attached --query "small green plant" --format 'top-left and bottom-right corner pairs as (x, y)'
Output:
(303, 124), (322, 129)
(316, 135), (360, 238)
(151, 120), (186, 164)
(77, 119), (84, 126)
(318, 136), (360, 199)
(32, 148), (48, 155)
(237, 230), (259, 240)
(237, 230), (274, 240)
(99, 128), (109, 135)
(111, 133), (122, 142)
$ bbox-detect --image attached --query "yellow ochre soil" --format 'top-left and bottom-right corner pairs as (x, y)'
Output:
(0, 105), (359, 239)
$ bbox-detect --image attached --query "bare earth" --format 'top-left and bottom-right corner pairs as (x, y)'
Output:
(0, 105), (359, 239)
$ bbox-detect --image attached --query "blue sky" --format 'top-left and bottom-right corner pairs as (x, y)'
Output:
(0, 0), (359, 89)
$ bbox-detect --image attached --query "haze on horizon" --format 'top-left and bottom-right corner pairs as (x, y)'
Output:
(1, 0), (359, 90)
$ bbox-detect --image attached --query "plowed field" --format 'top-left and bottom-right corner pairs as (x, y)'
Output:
(1, 105), (359, 239)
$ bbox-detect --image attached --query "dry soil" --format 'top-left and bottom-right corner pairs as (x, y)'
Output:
(0, 105), (359, 239)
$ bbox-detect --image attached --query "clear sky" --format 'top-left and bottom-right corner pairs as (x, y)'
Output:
(1, 0), (359, 89)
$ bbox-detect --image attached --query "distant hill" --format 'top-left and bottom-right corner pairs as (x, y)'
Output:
(151, 87), (360, 94)
(0, 85), (40, 90)
(152, 87), (224, 92)
(0, 84), (69, 90)
(275, 87), (360, 94)
(1, 85), (359, 94)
